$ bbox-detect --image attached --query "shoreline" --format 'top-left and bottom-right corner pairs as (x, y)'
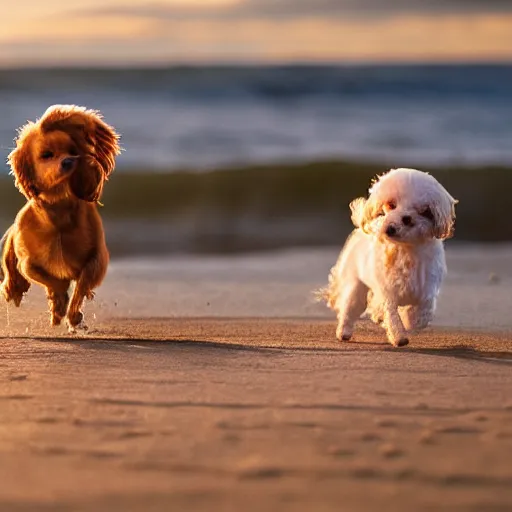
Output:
(2, 243), (512, 331)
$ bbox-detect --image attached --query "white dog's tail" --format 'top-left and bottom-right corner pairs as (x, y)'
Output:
(313, 286), (330, 304)
(313, 267), (338, 309)
(314, 228), (362, 310)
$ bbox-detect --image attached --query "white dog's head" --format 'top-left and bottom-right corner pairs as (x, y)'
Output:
(350, 168), (457, 243)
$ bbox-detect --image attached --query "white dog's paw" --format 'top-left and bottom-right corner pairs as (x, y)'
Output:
(336, 324), (352, 342)
(389, 337), (409, 347)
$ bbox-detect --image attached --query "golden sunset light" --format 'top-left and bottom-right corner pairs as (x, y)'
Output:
(2, 0), (512, 65)
(2, 2), (512, 511)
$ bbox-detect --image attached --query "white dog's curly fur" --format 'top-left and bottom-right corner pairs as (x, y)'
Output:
(321, 168), (457, 347)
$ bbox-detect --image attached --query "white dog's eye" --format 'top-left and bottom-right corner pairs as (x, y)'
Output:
(386, 201), (396, 210)
(420, 207), (434, 221)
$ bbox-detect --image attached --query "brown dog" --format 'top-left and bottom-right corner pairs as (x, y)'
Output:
(1, 105), (120, 330)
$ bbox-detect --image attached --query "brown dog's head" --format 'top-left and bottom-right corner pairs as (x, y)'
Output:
(7, 105), (121, 202)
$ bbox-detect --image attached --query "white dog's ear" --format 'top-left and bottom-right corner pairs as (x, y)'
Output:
(350, 197), (370, 232)
(432, 194), (458, 240)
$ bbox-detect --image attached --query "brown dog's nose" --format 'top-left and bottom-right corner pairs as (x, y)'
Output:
(61, 157), (78, 172)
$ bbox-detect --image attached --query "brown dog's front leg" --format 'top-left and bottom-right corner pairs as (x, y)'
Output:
(0, 229), (31, 307)
(47, 282), (71, 326)
(67, 250), (108, 330)
(19, 261), (70, 326)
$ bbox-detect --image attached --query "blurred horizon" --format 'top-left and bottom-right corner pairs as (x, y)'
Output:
(1, 60), (512, 70)
(2, 0), (512, 67)
(2, 64), (511, 171)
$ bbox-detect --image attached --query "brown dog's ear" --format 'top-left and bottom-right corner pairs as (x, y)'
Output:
(7, 124), (39, 199)
(89, 111), (121, 179)
(69, 156), (105, 203)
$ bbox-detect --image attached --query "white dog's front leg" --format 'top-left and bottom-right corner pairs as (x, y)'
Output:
(335, 280), (368, 341)
(402, 298), (435, 331)
(383, 303), (409, 347)
(416, 299), (435, 330)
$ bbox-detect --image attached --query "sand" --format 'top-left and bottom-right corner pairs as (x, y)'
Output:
(1, 244), (512, 511)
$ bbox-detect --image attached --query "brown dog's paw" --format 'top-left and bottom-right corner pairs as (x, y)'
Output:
(66, 312), (88, 335)
(48, 292), (69, 326)
(67, 310), (84, 328)
(51, 313), (63, 326)
(50, 306), (66, 326)
(1, 283), (25, 307)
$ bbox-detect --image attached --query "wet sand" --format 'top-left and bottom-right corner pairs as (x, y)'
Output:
(1, 245), (512, 511)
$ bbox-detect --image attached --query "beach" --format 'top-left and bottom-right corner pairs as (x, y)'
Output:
(1, 244), (511, 511)
(0, 65), (511, 512)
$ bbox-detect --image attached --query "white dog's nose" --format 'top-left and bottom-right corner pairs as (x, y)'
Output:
(386, 225), (397, 237)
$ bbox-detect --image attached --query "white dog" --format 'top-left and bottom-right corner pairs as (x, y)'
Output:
(321, 168), (457, 347)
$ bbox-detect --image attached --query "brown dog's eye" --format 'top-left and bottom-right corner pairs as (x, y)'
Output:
(41, 150), (54, 160)
(420, 207), (434, 221)
(69, 147), (79, 157)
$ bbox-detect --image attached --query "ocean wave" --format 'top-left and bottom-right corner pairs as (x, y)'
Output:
(1, 64), (511, 99)
(1, 64), (511, 170)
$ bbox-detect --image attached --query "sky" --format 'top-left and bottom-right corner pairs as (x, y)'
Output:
(1, 0), (512, 66)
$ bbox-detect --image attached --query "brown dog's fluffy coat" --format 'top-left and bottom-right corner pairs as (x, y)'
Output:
(1, 105), (120, 329)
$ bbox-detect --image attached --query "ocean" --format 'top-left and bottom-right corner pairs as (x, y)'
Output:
(0, 64), (511, 172)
